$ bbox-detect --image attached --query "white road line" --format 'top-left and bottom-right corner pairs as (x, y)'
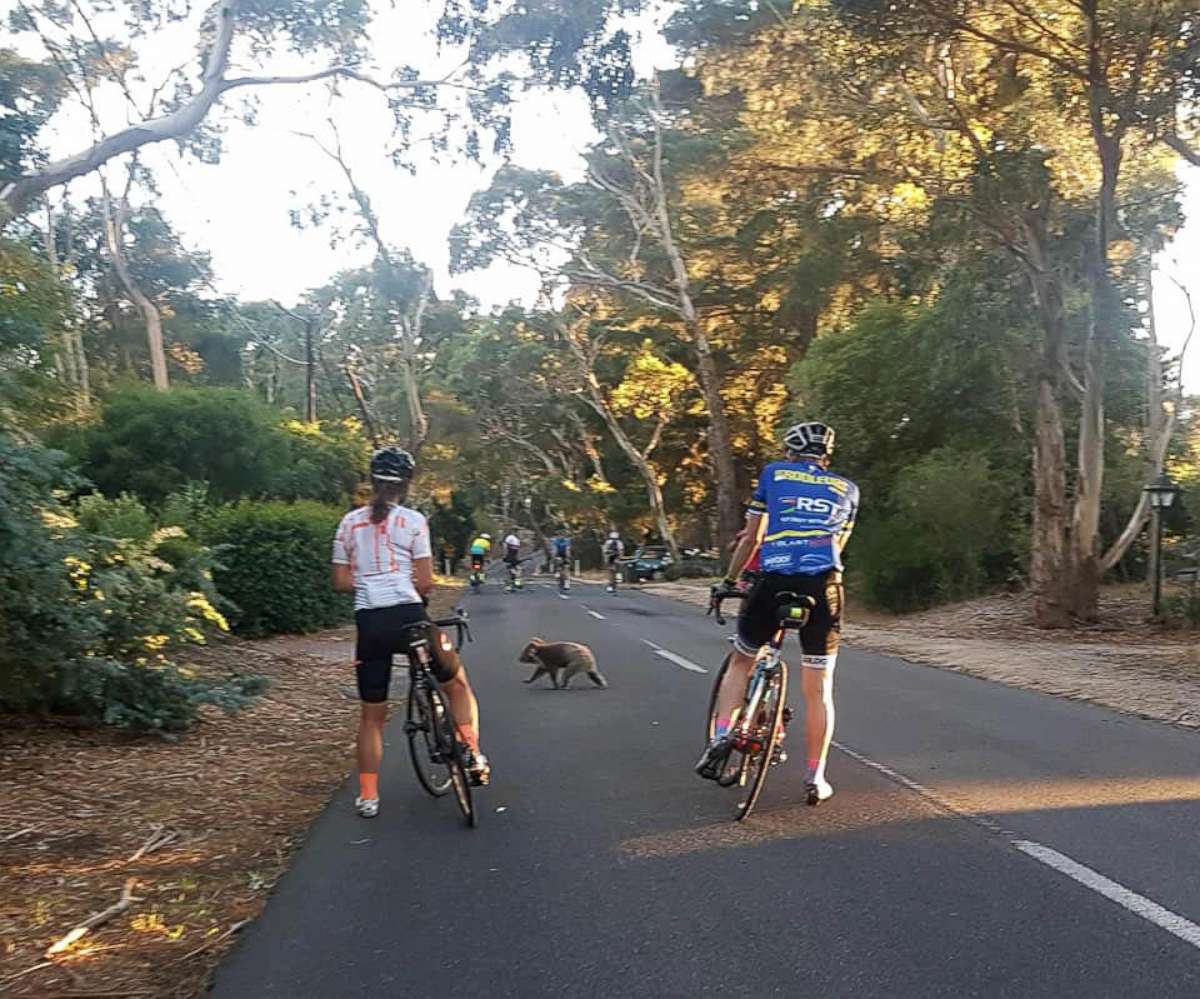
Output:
(641, 638), (707, 674)
(558, 593), (570, 600)
(1014, 842), (1200, 949)
(834, 740), (1200, 953)
(580, 605), (605, 619)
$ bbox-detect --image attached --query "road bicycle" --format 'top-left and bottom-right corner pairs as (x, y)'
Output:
(605, 557), (620, 593)
(703, 587), (814, 821)
(501, 554), (535, 593)
(504, 559), (525, 592)
(468, 557), (486, 593)
(555, 555), (571, 593)
(401, 610), (479, 828)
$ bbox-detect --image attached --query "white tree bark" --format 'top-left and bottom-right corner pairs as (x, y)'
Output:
(103, 185), (168, 390)
(0, 1), (467, 221)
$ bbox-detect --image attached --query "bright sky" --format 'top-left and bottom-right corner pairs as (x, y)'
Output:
(8, 1), (1199, 389)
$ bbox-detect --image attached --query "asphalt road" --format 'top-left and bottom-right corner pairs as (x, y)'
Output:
(211, 580), (1200, 998)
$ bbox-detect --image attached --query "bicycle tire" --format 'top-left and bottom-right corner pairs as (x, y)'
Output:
(406, 687), (452, 798)
(735, 662), (788, 822)
(427, 686), (477, 828)
(705, 652), (732, 743)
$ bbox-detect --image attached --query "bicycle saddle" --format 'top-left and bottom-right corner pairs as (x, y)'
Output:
(773, 592), (817, 627)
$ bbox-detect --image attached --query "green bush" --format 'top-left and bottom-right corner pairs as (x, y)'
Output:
(271, 420), (368, 504)
(61, 386), (365, 505)
(0, 434), (261, 731)
(855, 448), (1020, 613)
(1161, 589), (1200, 629)
(77, 491), (157, 542)
(206, 500), (351, 637)
(428, 490), (476, 563)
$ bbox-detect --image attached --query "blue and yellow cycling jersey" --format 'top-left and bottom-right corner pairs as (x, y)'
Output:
(747, 460), (859, 576)
(468, 537), (492, 556)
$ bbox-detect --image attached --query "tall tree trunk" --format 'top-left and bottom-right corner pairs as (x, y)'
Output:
(1032, 375), (1072, 627)
(71, 331), (90, 406)
(691, 333), (742, 548)
(1020, 212), (1073, 627)
(644, 83), (741, 550)
(1069, 102), (1124, 619)
(45, 199), (91, 410)
(400, 273), (432, 456)
(579, 369), (677, 558)
(103, 193), (168, 390)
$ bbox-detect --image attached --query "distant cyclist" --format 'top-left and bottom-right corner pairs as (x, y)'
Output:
(697, 422), (858, 805)
(551, 532), (572, 590)
(468, 531), (492, 582)
(603, 531), (624, 592)
(502, 529), (523, 589)
(332, 446), (490, 818)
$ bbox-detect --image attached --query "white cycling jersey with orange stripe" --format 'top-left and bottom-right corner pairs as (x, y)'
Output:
(331, 504), (432, 610)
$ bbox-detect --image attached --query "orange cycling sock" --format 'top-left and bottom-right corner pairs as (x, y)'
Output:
(359, 772), (379, 800)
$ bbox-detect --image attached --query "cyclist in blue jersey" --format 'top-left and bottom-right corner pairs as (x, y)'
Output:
(551, 532), (572, 590)
(697, 421), (858, 805)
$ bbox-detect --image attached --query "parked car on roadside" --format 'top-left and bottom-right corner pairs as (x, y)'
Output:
(629, 545), (674, 581)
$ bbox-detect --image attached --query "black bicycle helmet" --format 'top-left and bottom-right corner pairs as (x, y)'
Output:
(370, 445), (415, 483)
(783, 421), (835, 458)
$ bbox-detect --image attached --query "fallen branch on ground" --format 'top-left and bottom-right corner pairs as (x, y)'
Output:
(2, 825), (37, 841)
(126, 825), (178, 863)
(174, 919), (250, 963)
(45, 879), (140, 957)
(0, 960), (54, 987)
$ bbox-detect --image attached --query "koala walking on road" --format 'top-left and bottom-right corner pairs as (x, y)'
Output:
(519, 638), (608, 689)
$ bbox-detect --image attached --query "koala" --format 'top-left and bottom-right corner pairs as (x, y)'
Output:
(518, 638), (608, 689)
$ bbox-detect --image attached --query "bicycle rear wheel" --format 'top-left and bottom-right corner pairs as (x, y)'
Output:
(705, 652), (732, 742)
(406, 687), (452, 797)
(735, 663), (788, 822)
(427, 686), (477, 828)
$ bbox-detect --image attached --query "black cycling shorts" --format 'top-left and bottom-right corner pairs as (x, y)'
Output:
(735, 570), (843, 658)
(354, 603), (461, 702)
(470, 553), (484, 570)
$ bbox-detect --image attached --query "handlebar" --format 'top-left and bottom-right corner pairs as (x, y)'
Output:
(706, 586), (746, 627)
(431, 609), (472, 650)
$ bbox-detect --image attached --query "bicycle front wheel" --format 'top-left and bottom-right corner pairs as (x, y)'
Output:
(407, 687), (452, 797)
(427, 686), (476, 828)
(735, 663), (788, 822)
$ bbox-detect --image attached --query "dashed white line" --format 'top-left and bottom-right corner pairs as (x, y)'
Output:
(834, 740), (1200, 953)
(558, 593), (570, 600)
(640, 638), (707, 674)
(579, 605), (605, 619)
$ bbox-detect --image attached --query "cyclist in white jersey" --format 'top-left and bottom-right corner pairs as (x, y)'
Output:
(332, 446), (489, 818)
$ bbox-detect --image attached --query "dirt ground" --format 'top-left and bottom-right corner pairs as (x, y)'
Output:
(0, 586), (460, 998)
(641, 579), (1200, 731)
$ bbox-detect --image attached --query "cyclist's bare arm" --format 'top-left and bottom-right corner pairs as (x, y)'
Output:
(332, 563), (354, 593)
(412, 556), (434, 597)
(724, 512), (763, 581)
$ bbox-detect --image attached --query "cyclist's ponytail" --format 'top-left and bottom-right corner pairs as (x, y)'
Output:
(370, 478), (408, 524)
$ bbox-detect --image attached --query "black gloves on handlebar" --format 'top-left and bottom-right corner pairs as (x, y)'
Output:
(711, 578), (740, 600)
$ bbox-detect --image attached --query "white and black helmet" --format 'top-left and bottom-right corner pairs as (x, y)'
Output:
(370, 446), (415, 482)
(783, 422), (835, 458)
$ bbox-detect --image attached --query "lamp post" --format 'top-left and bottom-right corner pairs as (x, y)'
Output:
(1143, 472), (1179, 618)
